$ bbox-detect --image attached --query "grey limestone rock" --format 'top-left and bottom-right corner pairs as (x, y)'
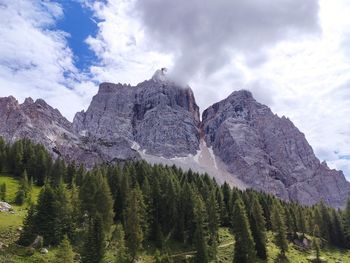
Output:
(202, 90), (350, 207)
(73, 76), (200, 159)
(0, 72), (349, 207)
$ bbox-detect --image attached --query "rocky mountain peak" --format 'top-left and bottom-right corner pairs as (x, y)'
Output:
(23, 97), (34, 105)
(1, 76), (349, 207)
(202, 91), (350, 207)
(73, 72), (200, 160)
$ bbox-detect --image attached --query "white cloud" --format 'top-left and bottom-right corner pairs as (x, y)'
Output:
(0, 0), (97, 121)
(83, 0), (350, 179)
(84, 0), (172, 85)
(1, 0), (350, 180)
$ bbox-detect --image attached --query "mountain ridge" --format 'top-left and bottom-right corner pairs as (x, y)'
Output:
(0, 71), (349, 207)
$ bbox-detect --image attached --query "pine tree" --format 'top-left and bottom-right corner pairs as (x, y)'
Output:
(193, 195), (209, 263)
(207, 190), (219, 259)
(53, 181), (73, 242)
(113, 224), (128, 263)
(125, 186), (146, 261)
(313, 225), (321, 263)
(82, 215), (105, 263)
(319, 202), (332, 242)
(271, 202), (288, 257)
(296, 207), (306, 238)
(35, 147), (49, 186)
(15, 170), (31, 205)
(221, 182), (232, 226)
(249, 196), (267, 260)
(18, 204), (37, 246)
(50, 158), (66, 187)
(55, 235), (74, 263)
(232, 198), (256, 263)
(330, 209), (346, 247)
(80, 170), (114, 235)
(35, 183), (67, 245)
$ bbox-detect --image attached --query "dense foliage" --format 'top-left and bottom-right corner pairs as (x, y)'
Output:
(1, 137), (350, 262)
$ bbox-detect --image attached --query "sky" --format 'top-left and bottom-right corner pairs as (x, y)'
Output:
(1, 0), (350, 179)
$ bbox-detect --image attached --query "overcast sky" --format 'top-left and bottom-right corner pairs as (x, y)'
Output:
(1, 0), (350, 179)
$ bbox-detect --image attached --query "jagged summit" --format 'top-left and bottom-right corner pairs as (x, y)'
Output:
(0, 77), (349, 207)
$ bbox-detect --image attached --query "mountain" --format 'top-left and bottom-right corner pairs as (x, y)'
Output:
(0, 70), (349, 207)
(202, 90), (350, 207)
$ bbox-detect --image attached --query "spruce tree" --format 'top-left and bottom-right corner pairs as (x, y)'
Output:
(313, 225), (321, 263)
(207, 190), (219, 259)
(249, 196), (267, 260)
(113, 224), (128, 263)
(330, 209), (346, 247)
(125, 186), (146, 261)
(53, 181), (73, 242)
(296, 207), (306, 238)
(55, 235), (74, 263)
(319, 202), (332, 242)
(82, 214), (105, 263)
(232, 198), (256, 263)
(271, 202), (288, 257)
(15, 170), (30, 205)
(18, 204), (37, 246)
(80, 170), (114, 235)
(193, 195), (209, 263)
(34, 183), (71, 245)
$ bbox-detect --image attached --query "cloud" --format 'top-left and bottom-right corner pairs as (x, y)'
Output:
(84, 0), (172, 85)
(0, 0), (97, 121)
(1, 0), (350, 181)
(134, 0), (320, 82)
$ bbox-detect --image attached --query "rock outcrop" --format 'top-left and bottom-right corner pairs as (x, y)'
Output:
(73, 73), (200, 159)
(0, 96), (79, 158)
(202, 90), (350, 207)
(0, 70), (349, 207)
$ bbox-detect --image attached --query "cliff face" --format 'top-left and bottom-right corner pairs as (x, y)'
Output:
(73, 74), (200, 160)
(1, 71), (349, 207)
(0, 96), (79, 158)
(202, 90), (350, 207)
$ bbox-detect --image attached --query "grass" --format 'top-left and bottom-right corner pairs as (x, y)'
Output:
(0, 174), (41, 231)
(0, 174), (62, 263)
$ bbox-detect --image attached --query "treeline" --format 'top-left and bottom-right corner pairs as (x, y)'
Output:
(1, 137), (350, 262)
(0, 137), (76, 186)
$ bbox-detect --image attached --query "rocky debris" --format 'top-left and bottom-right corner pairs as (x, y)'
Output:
(0, 201), (12, 212)
(202, 90), (350, 207)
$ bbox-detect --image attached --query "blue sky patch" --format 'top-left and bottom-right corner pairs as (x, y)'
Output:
(54, 1), (100, 72)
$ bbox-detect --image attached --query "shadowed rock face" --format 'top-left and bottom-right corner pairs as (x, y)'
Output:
(202, 90), (350, 207)
(0, 72), (349, 207)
